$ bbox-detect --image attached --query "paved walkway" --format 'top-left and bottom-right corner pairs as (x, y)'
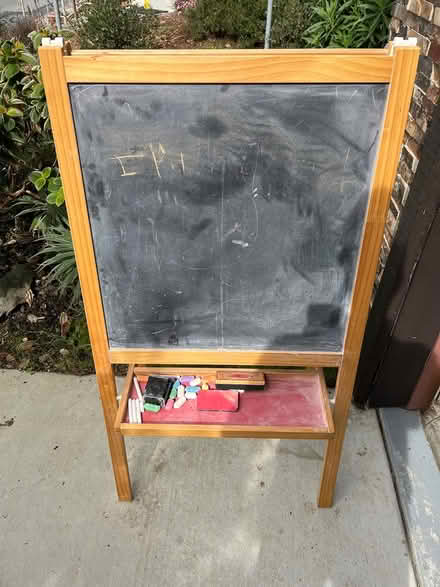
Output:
(0, 369), (416, 586)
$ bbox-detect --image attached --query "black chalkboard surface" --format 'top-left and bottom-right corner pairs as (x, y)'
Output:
(69, 83), (387, 351)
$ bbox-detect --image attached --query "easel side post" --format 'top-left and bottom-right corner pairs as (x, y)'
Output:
(39, 46), (132, 501)
(318, 44), (420, 507)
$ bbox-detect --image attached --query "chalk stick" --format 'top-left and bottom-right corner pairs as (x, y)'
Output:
(174, 396), (186, 409)
(189, 377), (201, 386)
(197, 390), (239, 412)
(132, 399), (137, 423)
(180, 376), (194, 385)
(165, 398), (174, 410)
(186, 386), (200, 393)
(185, 391), (197, 400)
(128, 399), (134, 423)
(136, 399), (142, 423)
(169, 379), (180, 399)
(133, 376), (143, 402)
(177, 384), (185, 398)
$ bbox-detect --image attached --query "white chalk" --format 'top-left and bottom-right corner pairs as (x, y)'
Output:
(135, 399), (142, 424)
(174, 396), (186, 409)
(133, 376), (143, 402)
(128, 399), (133, 423)
(189, 377), (201, 386)
(185, 391), (197, 400)
(177, 384), (185, 398)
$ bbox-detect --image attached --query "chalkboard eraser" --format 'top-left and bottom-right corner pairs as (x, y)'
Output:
(216, 371), (265, 391)
(144, 403), (161, 413)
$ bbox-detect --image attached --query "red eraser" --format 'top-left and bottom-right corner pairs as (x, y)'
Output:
(197, 390), (239, 412)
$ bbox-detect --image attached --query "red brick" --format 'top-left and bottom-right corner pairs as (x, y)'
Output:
(421, 0), (434, 21)
(405, 136), (423, 160)
(406, 114), (425, 141)
(426, 83), (440, 102)
(423, 94), (436, 118)
(428, 38), (440, 62)
(398, 158), (414, 184)
(407, 0), (422, 16)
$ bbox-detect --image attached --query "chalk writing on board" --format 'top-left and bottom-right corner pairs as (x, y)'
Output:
(70, 83), (387, 351)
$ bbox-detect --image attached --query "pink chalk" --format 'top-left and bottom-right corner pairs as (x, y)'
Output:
(180, 376), (195, 385)
(197, 390), (239, 412)
(165, 399), (174, 410)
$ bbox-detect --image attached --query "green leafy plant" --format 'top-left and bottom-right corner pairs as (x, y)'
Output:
(76, 0), (158, 49)
(304, 0), (392, 49)
(271, 0), (313, 48)
(14, 193), (66, 233)
(13, 166), (65, 234)
(186, 0), (267, 47)
(28, 167), (64, 207)
(68, 314), (91, 349)
(0, 38), (55, 196)
(304, 0), (354, 48)
(355, 0), (393, 47)
(38, 222), (80, 302)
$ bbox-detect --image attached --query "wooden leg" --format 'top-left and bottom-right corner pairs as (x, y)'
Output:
(318, 437), (344, 508)
(318, 357), (355, 507)
(96, 368), (132, 501)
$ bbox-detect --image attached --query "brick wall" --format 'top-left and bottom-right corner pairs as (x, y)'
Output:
(376, 0), (440, 285)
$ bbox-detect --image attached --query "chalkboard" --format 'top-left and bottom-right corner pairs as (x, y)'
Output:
(69, 83), (387, 352)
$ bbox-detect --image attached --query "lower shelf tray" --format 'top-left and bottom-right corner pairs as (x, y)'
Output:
(115, 367), (334, 439)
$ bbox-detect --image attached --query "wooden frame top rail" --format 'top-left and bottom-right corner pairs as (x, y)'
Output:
(108, 349), (342, 367)
(63, 49), (393, 84)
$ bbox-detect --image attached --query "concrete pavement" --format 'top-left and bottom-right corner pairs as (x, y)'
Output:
(0, 369), (416, 586)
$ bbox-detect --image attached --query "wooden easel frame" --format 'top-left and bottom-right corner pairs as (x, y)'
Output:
(39, 45), (418, 506)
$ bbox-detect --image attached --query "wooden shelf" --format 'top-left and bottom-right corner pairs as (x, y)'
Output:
(115, 367), (334, 439)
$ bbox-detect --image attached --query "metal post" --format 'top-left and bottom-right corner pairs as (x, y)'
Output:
(60, 0), (66, 24)
(54, 0), (62, 30)
(264, 0), (273, 49)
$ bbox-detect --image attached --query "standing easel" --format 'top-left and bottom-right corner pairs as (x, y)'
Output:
(39, 42), (418, 507)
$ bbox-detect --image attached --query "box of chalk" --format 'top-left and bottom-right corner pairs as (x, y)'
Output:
(143, 375), (175, 407)
(215, 371), (265, 391)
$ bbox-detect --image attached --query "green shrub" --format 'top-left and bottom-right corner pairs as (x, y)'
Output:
(14, 166), (67, 234)
(76, 0), (158, 49)
(186, 0), (267, 47)
(38, 222), (80, 302)
(185, 0), (311, 48)
(0, 38), (54, 196)
(0, 34), (76, 304)
(271, 0), (313, 48)
(304, 0), (392, 48)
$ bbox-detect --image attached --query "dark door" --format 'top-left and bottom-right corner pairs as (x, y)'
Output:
(354, 106), (440, 408)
